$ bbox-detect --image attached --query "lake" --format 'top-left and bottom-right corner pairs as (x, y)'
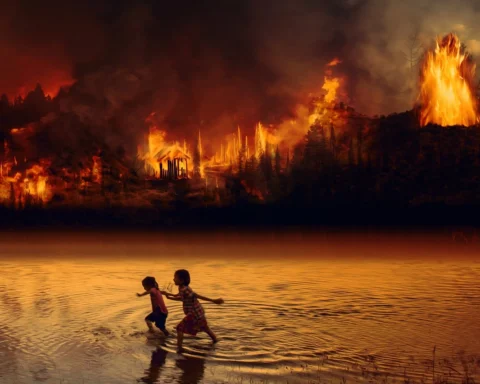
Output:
(0, 232), (479, 384)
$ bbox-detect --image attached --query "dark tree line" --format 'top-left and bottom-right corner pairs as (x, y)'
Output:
(0, 84), (56, 161)
(0, 85), (55, 128)
(226, 110), (480, 209)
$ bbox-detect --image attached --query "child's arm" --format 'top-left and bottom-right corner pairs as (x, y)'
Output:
(136, 288), (151, 297)
(195, 293), (224, 304)
(161, 291), (182, 301)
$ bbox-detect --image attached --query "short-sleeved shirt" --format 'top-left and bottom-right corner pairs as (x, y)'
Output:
(179, 285), (205, 320)
(150, 287), (168, 314)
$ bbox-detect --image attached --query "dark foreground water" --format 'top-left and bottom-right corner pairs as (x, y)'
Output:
(0, 233), (479, 384)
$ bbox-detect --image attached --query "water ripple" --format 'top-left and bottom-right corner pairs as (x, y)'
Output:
(0, 257), (479, 383)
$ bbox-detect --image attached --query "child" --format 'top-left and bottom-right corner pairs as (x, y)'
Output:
(161, 269), (223, 352)
(137, 276), (170, 337)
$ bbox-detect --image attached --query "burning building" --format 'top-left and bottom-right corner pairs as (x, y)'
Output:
(152, 143), (190, 180)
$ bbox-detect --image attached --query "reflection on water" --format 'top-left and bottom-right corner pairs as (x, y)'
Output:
(139, 347), (168, 384)
(0, 235), (479, 384)
(176, 356), (206, 384)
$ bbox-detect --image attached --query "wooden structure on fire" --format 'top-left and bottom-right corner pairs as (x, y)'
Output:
(155, 144), (190, 180)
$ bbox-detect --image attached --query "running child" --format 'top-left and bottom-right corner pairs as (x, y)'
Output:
(161, 269), (223, 352)
(137, 276), (170, 336)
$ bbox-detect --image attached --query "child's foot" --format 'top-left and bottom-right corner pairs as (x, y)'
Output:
(162, 329), (170, 337)
(147, 328), (155, 334)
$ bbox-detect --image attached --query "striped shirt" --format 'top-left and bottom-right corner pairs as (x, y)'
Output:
(179, 285), (205, 320)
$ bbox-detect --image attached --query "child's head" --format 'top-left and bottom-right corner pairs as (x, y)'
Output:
(142, 276), (159, 290)
(174, 269), (190, 286)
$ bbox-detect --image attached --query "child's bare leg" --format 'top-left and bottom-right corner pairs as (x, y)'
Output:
(145, 320), (155, 333)
(156, 316), (169, 336)
(159, 327), (170, 337)
(204, 325), (217, 343)
(177, 331), (184, 352)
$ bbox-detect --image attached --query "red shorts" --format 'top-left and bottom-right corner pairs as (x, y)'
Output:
(176, 313), (208, 336)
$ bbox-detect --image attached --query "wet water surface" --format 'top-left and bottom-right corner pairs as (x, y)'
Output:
(0, 235), (479, 383)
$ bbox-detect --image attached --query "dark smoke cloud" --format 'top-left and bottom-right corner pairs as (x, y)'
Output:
(251, 0), (480, 116)
(2, 0), (480, 153)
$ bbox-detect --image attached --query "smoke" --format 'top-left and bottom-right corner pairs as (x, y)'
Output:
(250, 0), (480, 117)
(2, 0), (480, 155)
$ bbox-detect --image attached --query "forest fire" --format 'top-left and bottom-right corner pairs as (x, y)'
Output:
(203, 61), (347, 173)
(0, 55), (362, 208)
(134, 57), (347, 182)
(0, 157), (52, 207)
(419, 33), (479, 127)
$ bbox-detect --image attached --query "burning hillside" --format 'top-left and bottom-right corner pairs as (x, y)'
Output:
(0, 54), (371, 209)
(2, 31), (480, 212)
(197, 58), (356, 173)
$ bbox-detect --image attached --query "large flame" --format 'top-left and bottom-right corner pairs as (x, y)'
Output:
(141, 113), (167, 177)
(205, 59), (347, 172)
(138, 112), (190, 179)
(419, 33), (478, 127)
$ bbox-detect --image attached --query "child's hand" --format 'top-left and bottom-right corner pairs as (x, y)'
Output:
(136, 293), (142, 297)
(213, 298), (224, 304)
(160, 290), (168, 295)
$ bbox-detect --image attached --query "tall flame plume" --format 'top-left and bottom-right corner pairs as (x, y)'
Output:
(419, 33), (478, 127)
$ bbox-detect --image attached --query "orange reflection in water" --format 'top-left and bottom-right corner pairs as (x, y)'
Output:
(0, 232), (479, 384)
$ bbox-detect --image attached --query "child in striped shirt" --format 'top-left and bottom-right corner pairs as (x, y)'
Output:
(162, 269), (223, 352)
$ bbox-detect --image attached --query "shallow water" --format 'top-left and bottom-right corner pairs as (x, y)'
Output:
(0, 234), (479, 384)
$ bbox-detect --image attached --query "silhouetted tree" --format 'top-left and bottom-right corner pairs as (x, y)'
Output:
(402, 26), (424, 72)
(259, 145), (273, 182)
(274, 145), (281, 175)
(330, 123), (336, 161)
(304, 123), (327, 173)
(238, 141), (246, 175)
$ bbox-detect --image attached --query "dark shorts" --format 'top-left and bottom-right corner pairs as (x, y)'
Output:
(145, 309), (168, 330)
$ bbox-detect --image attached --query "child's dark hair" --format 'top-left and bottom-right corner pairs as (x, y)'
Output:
(142, 276), (159, 289)
(174, 269), (190, 286)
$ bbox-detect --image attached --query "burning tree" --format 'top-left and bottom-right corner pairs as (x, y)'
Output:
(418, 33), (479, 127)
